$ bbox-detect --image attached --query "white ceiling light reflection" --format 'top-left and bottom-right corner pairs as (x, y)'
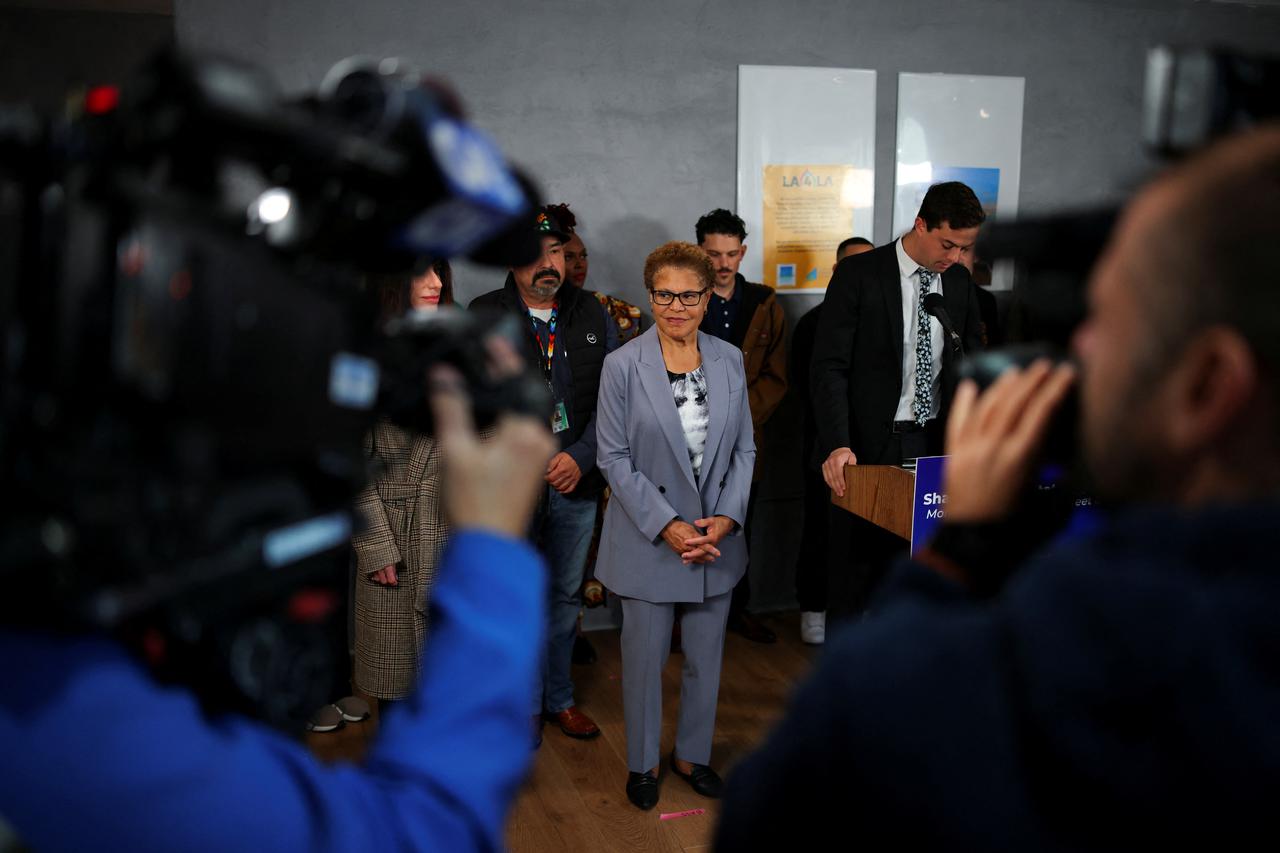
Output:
(840, 168), (875, 209)
(896, 161), (934, 186)
(252, 188), (293, 225)
(246, 188), (300, 246)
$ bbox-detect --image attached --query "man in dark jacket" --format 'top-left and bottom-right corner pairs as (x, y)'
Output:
(695, 208), (788, 643)
(470, 206), (618, 744)
(718, 125), (1280, 850)
(811, 182), (985, 624)
(788, 237), (873, 645)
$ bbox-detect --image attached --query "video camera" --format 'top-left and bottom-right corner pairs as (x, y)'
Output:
(0, 50), (549, 731)
(964, 44), (1280, 473)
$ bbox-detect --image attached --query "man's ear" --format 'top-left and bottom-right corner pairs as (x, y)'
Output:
(740, 243), (748, 260)
(1165, 326), (1258, 453)
(914, 216), (928, 235)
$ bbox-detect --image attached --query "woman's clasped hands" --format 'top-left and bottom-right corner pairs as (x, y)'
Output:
(661, 516), (736, 565)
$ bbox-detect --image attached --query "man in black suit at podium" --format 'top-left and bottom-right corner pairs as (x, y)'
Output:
(810, 182), (985, 622)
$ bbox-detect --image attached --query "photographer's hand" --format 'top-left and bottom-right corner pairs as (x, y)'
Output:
(943, 360), (1076, 523)
(429, 364), (556, 538)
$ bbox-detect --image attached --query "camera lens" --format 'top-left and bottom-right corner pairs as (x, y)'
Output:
(320, 62), (401, 138)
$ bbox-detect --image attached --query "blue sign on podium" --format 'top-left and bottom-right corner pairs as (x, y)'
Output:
(910, 456), (948, 554)
(909, 457), (1103, 555)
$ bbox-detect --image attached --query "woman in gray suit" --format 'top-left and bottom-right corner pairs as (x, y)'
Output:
(595, 241), (756, 810)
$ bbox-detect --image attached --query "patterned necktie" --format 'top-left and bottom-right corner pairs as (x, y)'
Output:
(913, 267), (934, 426)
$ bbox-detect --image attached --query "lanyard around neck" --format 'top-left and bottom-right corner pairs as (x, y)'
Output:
(528, 302), (558, 378)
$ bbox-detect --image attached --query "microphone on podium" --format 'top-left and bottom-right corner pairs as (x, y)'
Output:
(922, 292), (964, 355)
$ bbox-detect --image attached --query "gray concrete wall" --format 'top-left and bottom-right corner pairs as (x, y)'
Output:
(171, 0), (1279, 612)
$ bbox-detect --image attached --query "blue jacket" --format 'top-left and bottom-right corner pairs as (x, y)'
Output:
(0, 531), (544, 852)
(718, 502), (1280, 850)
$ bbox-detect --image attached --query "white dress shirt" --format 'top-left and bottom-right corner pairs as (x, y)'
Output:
(893, 237), (944, 422)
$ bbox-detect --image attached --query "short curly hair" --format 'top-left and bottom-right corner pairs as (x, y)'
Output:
(545, 202), (577, 232)
(643, 241), (715, 292)
(695, 208), (747, 243)
(917, 182), (986, 230)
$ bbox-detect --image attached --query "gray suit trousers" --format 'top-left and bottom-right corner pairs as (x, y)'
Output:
(619, 590), (732, 773)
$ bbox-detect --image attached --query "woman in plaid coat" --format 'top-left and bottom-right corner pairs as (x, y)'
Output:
(350, 261), (453, 699)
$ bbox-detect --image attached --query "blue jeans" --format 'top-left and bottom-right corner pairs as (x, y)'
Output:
(532, 488), (598, 714)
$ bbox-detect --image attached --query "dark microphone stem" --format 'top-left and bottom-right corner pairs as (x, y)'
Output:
(922, 292), (965, 356)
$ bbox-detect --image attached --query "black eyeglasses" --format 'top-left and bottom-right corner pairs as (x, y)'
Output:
(649, 288), (708, 306)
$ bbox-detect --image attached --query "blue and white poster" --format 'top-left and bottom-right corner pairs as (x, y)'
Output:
(894, 72), (1024, 290)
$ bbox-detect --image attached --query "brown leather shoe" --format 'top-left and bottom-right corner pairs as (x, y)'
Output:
(543, 705), (601, 739)
(581, 578), (606, 608)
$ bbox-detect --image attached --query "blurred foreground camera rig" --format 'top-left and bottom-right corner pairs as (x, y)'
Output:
(0, 50), (549, 731)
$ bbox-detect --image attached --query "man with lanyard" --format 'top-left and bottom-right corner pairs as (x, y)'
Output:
(470, 206), (619, 746)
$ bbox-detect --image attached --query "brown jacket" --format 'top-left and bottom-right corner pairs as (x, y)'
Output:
(737, 280), (788, 479)
(350, 419), (447, 699)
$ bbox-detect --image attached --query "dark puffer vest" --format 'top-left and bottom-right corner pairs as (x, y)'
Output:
(469, 275), (608, 498)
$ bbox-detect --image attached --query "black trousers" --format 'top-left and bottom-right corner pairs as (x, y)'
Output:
(825, 420), (943, 628)
(794, 468), (829, 613)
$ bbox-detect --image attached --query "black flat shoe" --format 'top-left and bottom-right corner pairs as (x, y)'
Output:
(670, 752), (724, 798)
(728, 611), (777, 644)
(626, 771), (659, 810)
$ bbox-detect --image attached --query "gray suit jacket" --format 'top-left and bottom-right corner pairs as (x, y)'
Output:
(595, 326), (756, 604)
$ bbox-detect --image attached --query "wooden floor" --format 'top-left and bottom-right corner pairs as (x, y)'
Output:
(306, 610), (817, 852)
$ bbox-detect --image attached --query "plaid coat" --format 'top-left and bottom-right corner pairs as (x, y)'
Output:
(350, 419), (447, 699)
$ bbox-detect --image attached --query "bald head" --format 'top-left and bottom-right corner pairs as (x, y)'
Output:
(1077, 124), (1280, 504)
(1146, 124), (1280, 375)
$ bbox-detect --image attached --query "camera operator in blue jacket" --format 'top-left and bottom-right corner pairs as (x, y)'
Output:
(0, 366), (556, 853)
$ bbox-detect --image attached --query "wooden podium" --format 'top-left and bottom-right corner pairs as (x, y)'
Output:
(830, 465), (916, 541)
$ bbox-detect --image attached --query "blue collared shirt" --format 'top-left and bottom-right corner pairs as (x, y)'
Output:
(700, 275), (744, 346)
